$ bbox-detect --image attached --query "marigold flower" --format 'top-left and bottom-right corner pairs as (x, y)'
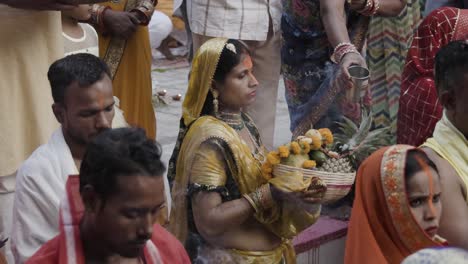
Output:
(310, 135), (322, 150)
(300, 141), (311, 154)
(290, 142), (301, 154)
(319, 128), (334, 145)
(261, 162), (273, 180)
(278, 145), (290, 158)
(303, 160), (317, 169)
(267, 151), (281, 165)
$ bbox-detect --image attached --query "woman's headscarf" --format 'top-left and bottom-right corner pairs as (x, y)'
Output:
(167, 38), (228, 183)
(345, 145), (444, 264)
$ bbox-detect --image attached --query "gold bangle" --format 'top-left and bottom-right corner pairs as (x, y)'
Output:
(260, 183), (274, 209)
(243, 193), (259, 213)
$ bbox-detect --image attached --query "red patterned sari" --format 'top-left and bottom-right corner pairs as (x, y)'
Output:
(345, 145), (444, 264)
(397, 7), (468, 146)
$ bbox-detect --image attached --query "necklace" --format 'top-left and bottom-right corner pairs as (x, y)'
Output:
(217, 111), (245, 130)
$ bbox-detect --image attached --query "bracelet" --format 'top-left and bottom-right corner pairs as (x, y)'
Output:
(331, 42), (359, 64)
(243, 194), (260, 213)
(357, 0), (379, 16)
(89, 5), (111, 32)
(243, 184), (274, 213)
(131, 0), (155, 25)
(331, 42), (353, 63)
(356, 0), (372, 14)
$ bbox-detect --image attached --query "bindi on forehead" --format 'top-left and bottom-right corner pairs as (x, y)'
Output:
(243, 55), (253, 69)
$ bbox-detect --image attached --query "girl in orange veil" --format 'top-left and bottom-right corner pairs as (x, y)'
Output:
(345, 145), (446, 264)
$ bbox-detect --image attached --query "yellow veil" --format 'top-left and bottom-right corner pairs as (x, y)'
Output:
(182, 38), (227, 126)
(167, 37), (229, 242)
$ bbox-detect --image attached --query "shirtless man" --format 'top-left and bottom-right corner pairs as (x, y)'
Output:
(421, 40), (468, 248)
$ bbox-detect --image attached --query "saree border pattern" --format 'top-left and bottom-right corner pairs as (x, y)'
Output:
(102, 0), (138, 79)
(380, 145), (431, 251)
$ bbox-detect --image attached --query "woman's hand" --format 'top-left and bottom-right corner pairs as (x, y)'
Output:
(338, 52), (367, 99)
(271, 177), (327, 205)
(103, 9), (140, 39)
(301, 177), (327, 204)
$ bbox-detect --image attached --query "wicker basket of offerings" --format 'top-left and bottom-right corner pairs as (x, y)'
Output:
(262, 110), (391, 204)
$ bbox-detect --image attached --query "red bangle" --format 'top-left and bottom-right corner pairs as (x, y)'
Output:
(331, 42), (359, 64)
(358, 0), (379, 16)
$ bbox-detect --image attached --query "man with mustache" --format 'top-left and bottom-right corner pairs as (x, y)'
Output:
(28, 128), (189, 264)
(11, 54), (115, 262)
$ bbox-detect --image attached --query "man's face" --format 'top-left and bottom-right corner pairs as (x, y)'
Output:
(57, 75), (114, 146)
(94, 175), (165, 258)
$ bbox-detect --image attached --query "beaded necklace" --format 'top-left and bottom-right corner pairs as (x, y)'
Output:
(217, 111), (245, 131)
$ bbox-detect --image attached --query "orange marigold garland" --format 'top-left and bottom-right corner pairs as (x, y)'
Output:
(310, 134), (322, 150)
(300, 141), (311, 154)
(302, 160), (317, 169)
(290, 142), (301, 154)
(266, 151), (281, 165)
(318, 128), (334, 145)
(278, 145), (290, 158)
(260, 127), (335, 180)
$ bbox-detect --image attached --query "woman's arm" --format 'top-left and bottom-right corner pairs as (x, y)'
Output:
(189, 141), (274, 239)
(377, 0), (406, 17)
(191, 192), (254, 238)
(349, 0), (406, 17)
(320, 0), (367, 91)
(320, 0), (350, 47)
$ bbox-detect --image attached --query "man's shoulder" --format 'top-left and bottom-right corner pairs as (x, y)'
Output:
(25, 236), (60, 264)
(16, 129), (65, 181)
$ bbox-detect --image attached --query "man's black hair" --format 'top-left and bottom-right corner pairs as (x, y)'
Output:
(79, 127), (166, 200)
(435, 40), (468, 96)
(47, 53), (111, 104)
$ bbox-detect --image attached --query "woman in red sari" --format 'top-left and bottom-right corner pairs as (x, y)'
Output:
(345, 145), (446, 264)
(397, 7), (468, 146)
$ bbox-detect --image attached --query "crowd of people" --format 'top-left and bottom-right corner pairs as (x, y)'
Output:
(0, 0), (467, 263)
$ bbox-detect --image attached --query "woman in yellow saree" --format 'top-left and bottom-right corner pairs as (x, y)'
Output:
(168, 38), (325, 263)
(90, 0), (157, 139)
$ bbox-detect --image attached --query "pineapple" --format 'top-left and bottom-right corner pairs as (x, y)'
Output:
(318, 108), (392, 172)
(318, 157), (354, 173)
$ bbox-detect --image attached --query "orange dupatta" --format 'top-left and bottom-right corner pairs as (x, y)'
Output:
(345, 145), (444, 264)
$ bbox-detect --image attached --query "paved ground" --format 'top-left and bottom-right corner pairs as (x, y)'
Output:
(152, 66), (292, 166)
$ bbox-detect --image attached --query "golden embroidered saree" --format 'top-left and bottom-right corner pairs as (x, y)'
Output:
(98, 0), (156, 139)
(168, 38), (320, 264)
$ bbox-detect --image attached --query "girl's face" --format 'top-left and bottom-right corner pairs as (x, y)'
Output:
(214, 53), (259, 111)
(406, 168), (442, 239)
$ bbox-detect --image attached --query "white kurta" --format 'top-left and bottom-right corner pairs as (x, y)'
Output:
(11, 128), (78, 263)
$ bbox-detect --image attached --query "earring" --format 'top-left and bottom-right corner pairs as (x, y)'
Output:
(211, 89), (219, 116)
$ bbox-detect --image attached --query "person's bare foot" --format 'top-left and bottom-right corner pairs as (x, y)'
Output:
(157, 37), (176, 60)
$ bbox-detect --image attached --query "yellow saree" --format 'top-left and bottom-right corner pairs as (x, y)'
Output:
(98, 0), (156, 139)
(168, 38), (320, 263)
